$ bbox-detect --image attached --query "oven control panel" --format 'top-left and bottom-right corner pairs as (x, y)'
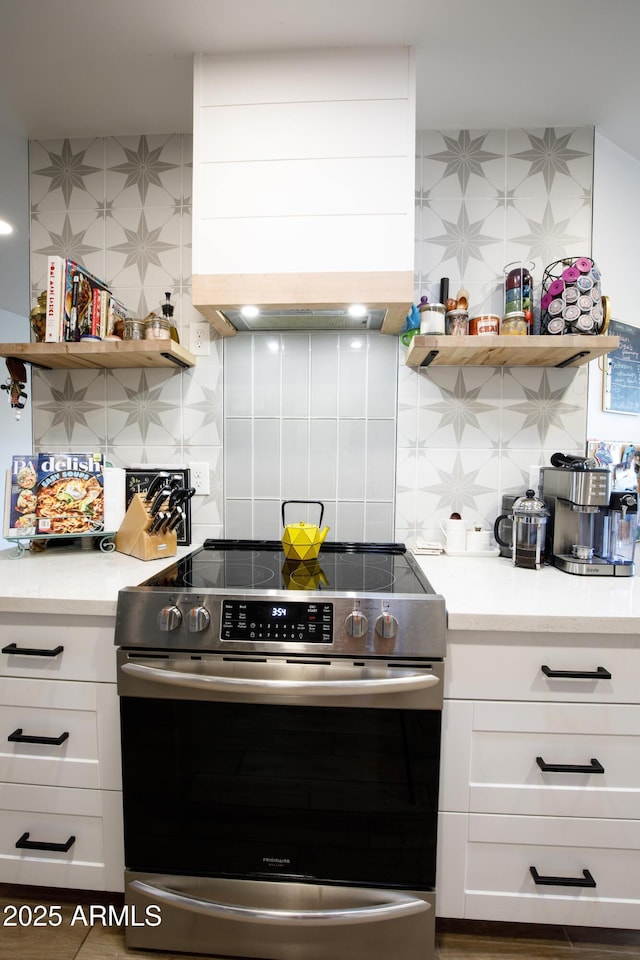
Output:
(221, 599), (333, 643)
(116, 588), (446, 659)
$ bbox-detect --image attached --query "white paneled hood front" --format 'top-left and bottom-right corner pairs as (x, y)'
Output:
(191, 48), (416, 336)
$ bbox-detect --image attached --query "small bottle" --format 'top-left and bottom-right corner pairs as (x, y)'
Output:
(160, 291), (179, 342)
(161, 291), (174, 320)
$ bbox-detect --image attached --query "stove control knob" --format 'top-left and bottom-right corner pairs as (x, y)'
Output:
(188, 605), (211, 633)
(375, 612), (398, 640)
(345, 610), (368, 638)
(158, 605), (182, 632)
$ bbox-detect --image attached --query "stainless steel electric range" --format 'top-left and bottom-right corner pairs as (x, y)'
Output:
(114, 540), (447, 960)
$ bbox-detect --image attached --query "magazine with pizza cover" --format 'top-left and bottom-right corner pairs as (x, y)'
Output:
(35, 453), (105, 536)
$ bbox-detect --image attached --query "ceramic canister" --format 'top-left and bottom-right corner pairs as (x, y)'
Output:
(441, 516), (467, 553)
(469, 314), (500, 335)
(466, 527), (491, 552)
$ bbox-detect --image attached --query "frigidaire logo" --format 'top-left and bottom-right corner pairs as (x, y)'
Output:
(262, 856), (291, 867)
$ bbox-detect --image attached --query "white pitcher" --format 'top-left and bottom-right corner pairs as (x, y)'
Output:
(440, 516), (467, 553)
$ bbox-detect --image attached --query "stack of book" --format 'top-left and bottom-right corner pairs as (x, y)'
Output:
(45, 256), (127, 342)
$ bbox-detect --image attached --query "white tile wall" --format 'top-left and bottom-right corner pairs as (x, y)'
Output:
(224, 333), (398, 541)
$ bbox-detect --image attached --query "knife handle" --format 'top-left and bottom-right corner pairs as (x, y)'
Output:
(148, 511), (166, 535)
(169, 486), (196, 508)
(149, 487), (171, 516)
(166, 507), (184, 532)
(144, 472), (171, 502)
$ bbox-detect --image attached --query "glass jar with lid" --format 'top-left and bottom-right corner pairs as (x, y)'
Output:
(144, 315), (171, 340)
(504, 260), (534, 331)
(123, 318), (146, 340)
(419, 299), (446, 335)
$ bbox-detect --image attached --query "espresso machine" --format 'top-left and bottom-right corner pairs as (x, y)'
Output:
(541, 455), (637, 576)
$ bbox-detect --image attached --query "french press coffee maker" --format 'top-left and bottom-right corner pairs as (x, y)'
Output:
(495, 489), (549, 569)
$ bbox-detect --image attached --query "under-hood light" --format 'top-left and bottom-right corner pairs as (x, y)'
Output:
(191, 274), (413, 334)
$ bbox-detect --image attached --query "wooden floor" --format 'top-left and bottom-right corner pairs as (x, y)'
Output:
(435, 919), (640, 958)
(1, 886), (639, 959)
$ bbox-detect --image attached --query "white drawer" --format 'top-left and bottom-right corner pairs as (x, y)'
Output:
(446, 637), (639, 704)
(0, 677), (121, 790)
(464, 813), (640, 929)
(0, 614), (116, 682)
(469, 700), (640, 819)
(0, 781), (124, 891)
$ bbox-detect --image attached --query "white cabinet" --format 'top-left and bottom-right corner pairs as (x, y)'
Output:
(0, 613), (123, 891)
(193, 49), (415, 277)
(0, 614), (116, 681)
(191, 48), (415, 334)
(437, 633), (640, 928)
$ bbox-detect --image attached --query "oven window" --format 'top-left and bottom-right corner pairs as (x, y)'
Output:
(120, 698), (441, 890)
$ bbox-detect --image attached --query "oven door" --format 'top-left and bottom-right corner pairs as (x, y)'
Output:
(117, 651), (442, 960)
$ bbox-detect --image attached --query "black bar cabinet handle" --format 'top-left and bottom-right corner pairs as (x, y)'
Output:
(15, 832), (75, 853)
(8, 728), (69, 746)
(2, 643), (64, 658)
(541, 665), (611, 680)
(536, 756), (605, 774)
(530, 866), (596, 888)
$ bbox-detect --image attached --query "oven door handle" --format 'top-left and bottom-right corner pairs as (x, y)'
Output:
(120, 661), (439, 695)
(129, 879), (430, 925)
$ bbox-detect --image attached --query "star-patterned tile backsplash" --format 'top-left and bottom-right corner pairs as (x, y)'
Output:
(398, 125), (593, 546)
(28, 133), (223, 545)
(27, 126), (594, 547)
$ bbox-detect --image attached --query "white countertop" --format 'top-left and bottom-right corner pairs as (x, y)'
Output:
(0, 543), (197, 616)
(1, 539), (638, 634)
(413, 552), (640, 635)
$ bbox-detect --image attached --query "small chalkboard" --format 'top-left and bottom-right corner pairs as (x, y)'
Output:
(603, 319), (640, 415)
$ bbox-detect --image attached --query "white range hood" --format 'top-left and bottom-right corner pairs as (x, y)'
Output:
(191, 48), (416, 336)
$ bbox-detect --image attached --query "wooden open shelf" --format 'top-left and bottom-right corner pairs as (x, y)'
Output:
(0, 339), (195, 370)
(404, 334), (619, 368)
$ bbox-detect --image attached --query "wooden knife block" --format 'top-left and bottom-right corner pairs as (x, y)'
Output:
(114, 492), (177, 561)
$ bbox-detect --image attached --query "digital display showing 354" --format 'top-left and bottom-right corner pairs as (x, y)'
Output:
(221, 599), (333, 643)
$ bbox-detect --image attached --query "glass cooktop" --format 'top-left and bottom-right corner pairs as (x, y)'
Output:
(142, 540), (434, 595)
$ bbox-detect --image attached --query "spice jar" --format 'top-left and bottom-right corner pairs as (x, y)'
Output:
(144, 315), (171, 340)
(446, 309), (469, 336)
(501, 311), (528, 335)
(123, 318), (146, 340)
(469, 314), (500, 335)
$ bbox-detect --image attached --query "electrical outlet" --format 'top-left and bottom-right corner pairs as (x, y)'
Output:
(189, 462), (210, 496)
(189, 322), (210, 356)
